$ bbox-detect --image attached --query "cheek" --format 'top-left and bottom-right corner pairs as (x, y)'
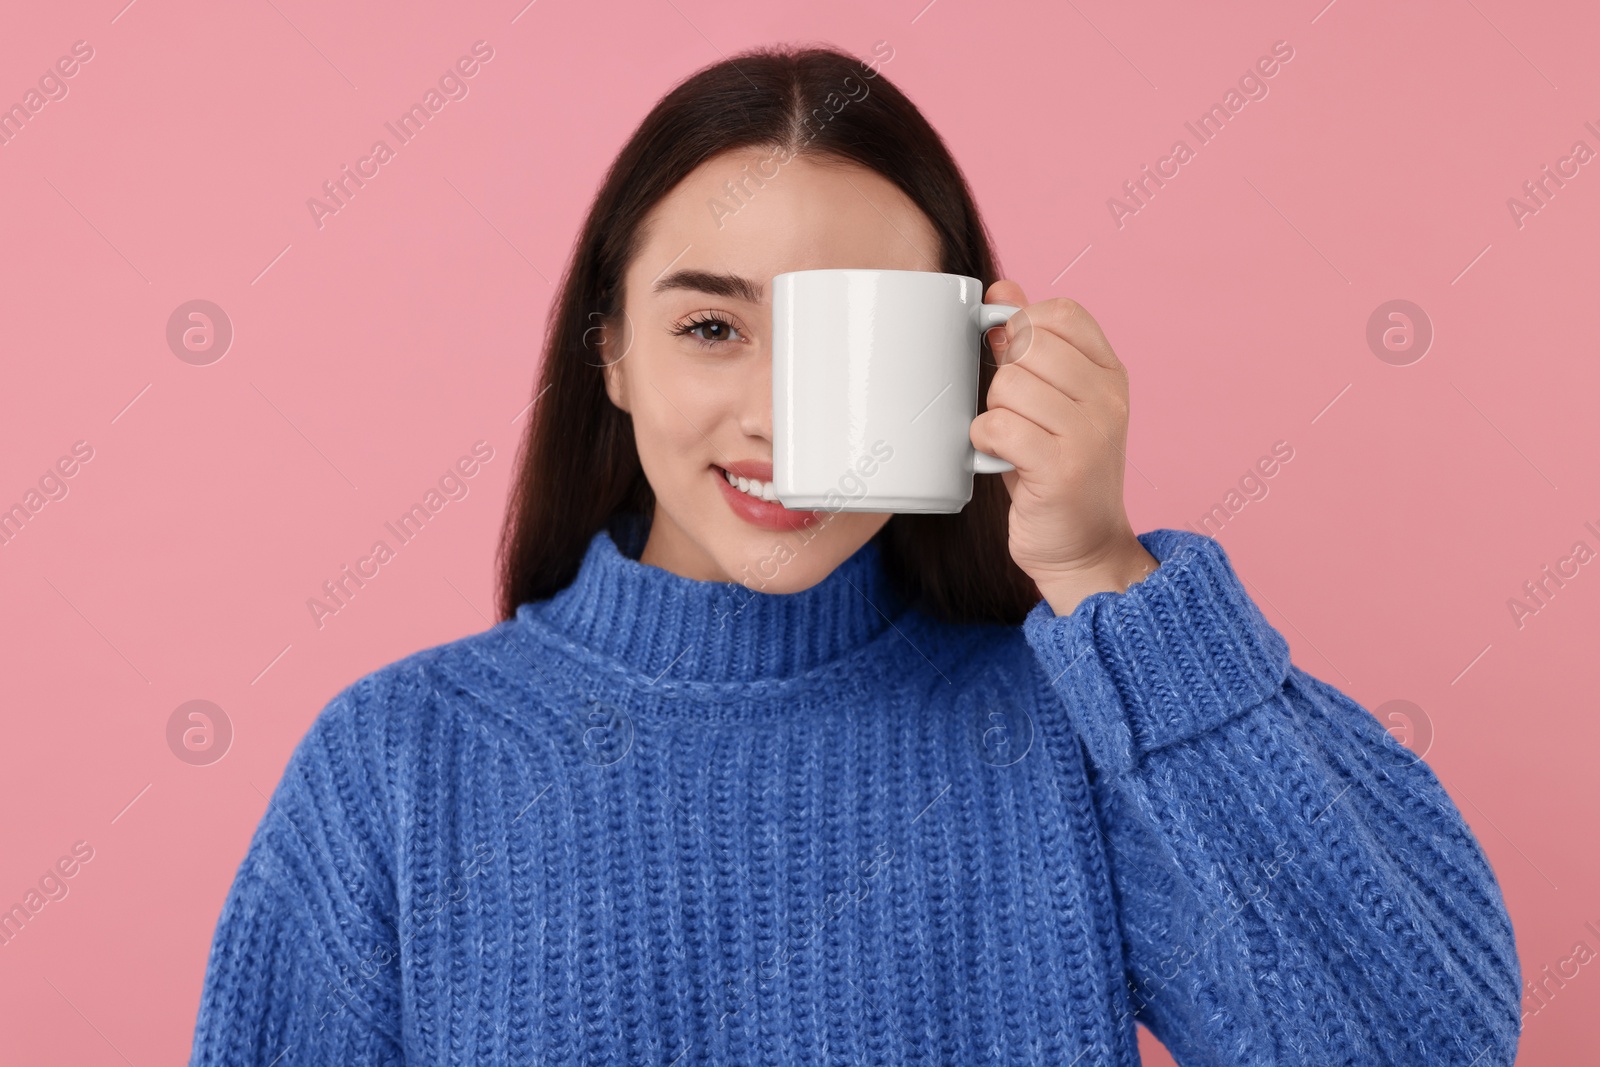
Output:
(628, 355), (724, 473)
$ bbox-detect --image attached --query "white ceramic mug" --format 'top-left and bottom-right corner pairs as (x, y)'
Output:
(772, 268), (1019, 514)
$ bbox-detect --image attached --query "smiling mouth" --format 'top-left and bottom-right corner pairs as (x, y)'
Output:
(711, 464), (823, 531)
(715, 465), (780, 503)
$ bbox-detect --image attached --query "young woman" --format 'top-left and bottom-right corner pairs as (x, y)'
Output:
(188, 45), (1521, 1066)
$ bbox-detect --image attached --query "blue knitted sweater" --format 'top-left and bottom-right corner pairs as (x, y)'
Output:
(188, 518), (1522, 1066)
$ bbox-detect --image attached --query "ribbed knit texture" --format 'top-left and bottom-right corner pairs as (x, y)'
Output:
(188, 516), (1522, 1066)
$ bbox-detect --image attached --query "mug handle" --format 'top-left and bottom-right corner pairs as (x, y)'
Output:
(969, 303), (1021, 474)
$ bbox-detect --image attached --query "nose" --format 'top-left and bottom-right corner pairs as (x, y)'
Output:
(738, 341), (773, 443)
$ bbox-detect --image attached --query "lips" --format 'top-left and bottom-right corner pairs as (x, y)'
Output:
(719, 459), (774, 482)
(711, 463), (821, 531)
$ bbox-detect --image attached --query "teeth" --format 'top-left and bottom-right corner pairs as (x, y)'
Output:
(723, 468), (777, 503)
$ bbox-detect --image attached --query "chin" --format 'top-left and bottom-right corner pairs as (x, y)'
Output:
(717, 524), (859, 594)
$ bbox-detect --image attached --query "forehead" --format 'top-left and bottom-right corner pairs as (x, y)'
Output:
(627, 148), (941, 302)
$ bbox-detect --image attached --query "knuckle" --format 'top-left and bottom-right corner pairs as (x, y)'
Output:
(985, 365), (1021, 403)
(995, 406), (1030, 442)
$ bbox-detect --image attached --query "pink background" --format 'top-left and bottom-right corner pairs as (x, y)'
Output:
(2, 0), (1596, 1063)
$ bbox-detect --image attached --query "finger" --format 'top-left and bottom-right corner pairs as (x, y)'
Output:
(984, 359), (1117, 440)
(1003, 297), (1121, 373)
(990, 322), (1118, 406)
(970, 404), (1060, 477)
(984, 279), (1029, 357)
(986, 278), (1029, 309)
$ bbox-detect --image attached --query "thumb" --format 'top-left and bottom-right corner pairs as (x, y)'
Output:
(986, 278), (1028, 308)
(983, 278), (1030, 365)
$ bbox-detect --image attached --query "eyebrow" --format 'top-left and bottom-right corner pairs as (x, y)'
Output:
(651, 269), (765, 304)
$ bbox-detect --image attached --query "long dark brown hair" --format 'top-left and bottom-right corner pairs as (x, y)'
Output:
(495, 42), (1041, 625)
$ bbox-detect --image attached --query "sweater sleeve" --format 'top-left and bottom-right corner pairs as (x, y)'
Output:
(1022, 529), (1522, 1067)
(187, 676), (405, 1067)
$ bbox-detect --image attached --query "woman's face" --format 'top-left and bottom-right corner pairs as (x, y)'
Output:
(600, 147), (942, 592)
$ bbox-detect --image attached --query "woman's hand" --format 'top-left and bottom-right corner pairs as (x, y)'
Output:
(971, 279), (1160, 616)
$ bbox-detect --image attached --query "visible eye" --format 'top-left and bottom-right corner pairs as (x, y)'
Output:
(671, 310), (745, 349)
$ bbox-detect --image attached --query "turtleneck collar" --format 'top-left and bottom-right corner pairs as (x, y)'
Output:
(515, 513), (910, 686)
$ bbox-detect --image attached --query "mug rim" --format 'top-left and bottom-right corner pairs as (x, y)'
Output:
(771, 267), (979, 284)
